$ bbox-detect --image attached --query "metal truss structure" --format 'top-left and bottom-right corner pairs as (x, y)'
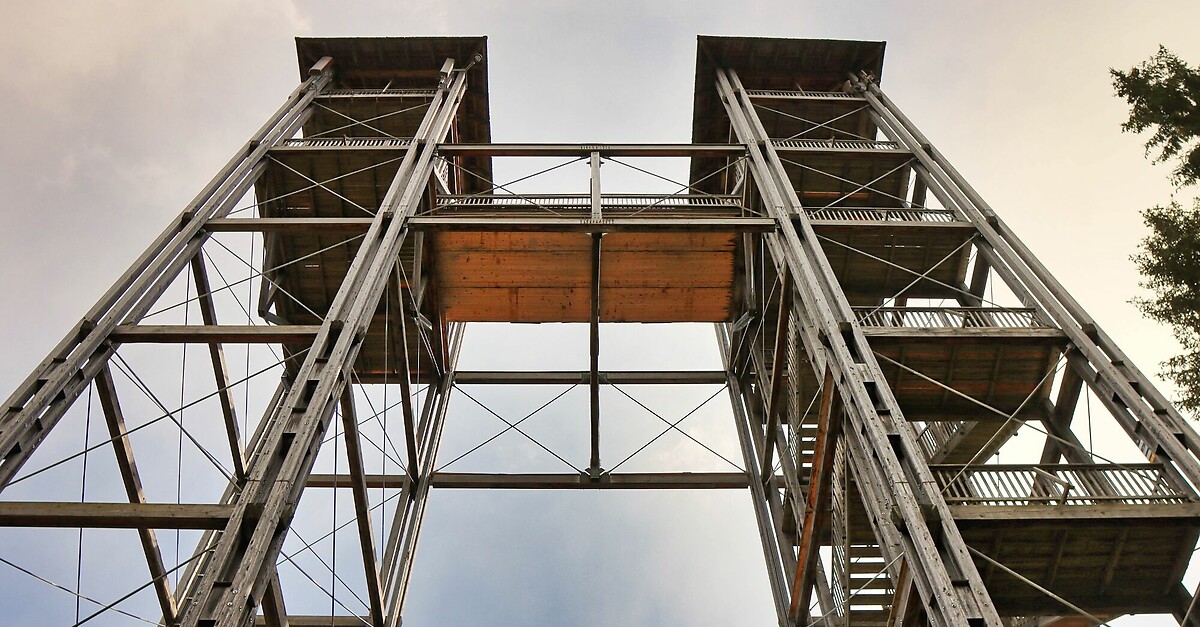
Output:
(4, 35), (1200, 627)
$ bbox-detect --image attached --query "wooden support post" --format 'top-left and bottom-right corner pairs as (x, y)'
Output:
(339, 390), (387, 627)
(191, 254), (248, 480)
(1040, 362), (1085, 464)
(788, 366), (842, 625)
(760, 269), (792, 483)
(95, 365), (179, 623)
(962, 242), (990, 307)
(589, 151), (602, 221)
(588, 232), (603, 477)
(886, 559), (922, 627)
(393, 265), (421, 483)
(260, 574), (291, 627)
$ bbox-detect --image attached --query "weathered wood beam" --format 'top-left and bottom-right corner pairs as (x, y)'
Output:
(436, 143), (746, 157)
(588, 232), (602, 476)
(191, 255), (248, 480)
(338, 391), (386, 627)
(256, 617), (363, 627)
(759, 269), (792, 482)
(413, 216), (777, 233)
(307, 472), (751, 490)
(451, 370), (727, 385)
(885, 560), (922, 627)
(259, 574), (290, 627)
(208, 216), (777, 234)
(788, 366), (842, 625)
(205, 217), (375, 233)
(1040, 362), (1085, 464)
(96, 366), (179, 624)
(390, 265), (421, 483)
(0, 501), (232, 529)
(949, 502), (1200, 524)
(110, 325), (321, 344)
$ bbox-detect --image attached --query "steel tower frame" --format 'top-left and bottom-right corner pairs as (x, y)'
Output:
(3, 35), (1200, 627)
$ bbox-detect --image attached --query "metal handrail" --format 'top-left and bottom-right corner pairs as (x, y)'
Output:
(432, 194), (747, 214)
(320, 88), (437, 97)
(805, 207), (960, 223)
(931, 463), (1197, 506)
(281, 137), (413, 148)
(745, 89), (863, 100)
(916, 420), (970, 459)
(853, 307), (1050, 329)
(773, 138), (900, 151)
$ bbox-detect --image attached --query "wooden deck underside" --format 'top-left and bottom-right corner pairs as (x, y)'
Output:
(779, 149), (911, 206)
(811, 220), (975, 304)
(433, 231), (737, 322)
(790, 331), (1064, 421)
(752, 97), (876, 143)
(813, 497), (1200, 617)
(957, 508), (1200, 615)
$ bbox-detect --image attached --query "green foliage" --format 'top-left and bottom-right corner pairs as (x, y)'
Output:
(1132, 199), (1200, 412)
(1111, 46), (1200, 186)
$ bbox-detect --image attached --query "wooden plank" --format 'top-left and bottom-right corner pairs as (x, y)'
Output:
(307, 472), (750, 489)
(439, 286), (734, 322)
(205, 217), (376, 233)
(256, 617), (364, 627)
(788, 366), (842, 625)
(453, 370), (728, 385)
(111, 325), (321, 344)
(435, 143), (747, 157)
(0, 501), (232, 529)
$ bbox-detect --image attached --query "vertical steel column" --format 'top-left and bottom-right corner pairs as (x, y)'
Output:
(717, 67), (1002, 627)
(176, 65), (468, 627)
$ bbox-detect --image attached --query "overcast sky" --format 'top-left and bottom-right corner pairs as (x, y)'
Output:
(3, 1), (1200, 626)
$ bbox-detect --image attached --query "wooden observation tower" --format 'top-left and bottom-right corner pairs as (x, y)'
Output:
(4, 35), (1200, 627)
